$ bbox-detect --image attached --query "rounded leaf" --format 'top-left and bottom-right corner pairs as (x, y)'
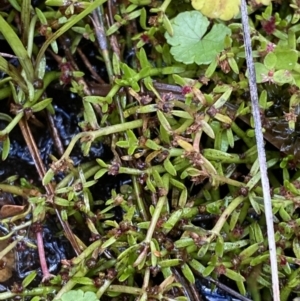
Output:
(165, 11), (231, 65)
(264, 52), (277, 70)
(273, 70), (293, 84)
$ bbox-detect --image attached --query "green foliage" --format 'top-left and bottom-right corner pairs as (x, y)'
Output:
(165, 11), (231, 65)
(57, 290), (98, 301)
(1, 1), (300, 301)
(191, 0), (240, 21)
(252, 46), (299, 86)
(191, 0), (271, 21)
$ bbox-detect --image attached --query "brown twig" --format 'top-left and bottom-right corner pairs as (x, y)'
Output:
(46, 110), (64, 157)
(18, 118), (82, 268)
(172, 267), (203, 301)
(62, 40), (103, 119)
(48, 47), (103, 118)
(201, 275), (253, 301)
(107, 0), (115, 26)
(76, 47), (106, 84)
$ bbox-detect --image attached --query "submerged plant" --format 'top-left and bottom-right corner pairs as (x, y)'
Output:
(0, 1), (300, 301)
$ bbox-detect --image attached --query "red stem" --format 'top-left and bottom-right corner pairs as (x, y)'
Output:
(36, 230), (53, 281)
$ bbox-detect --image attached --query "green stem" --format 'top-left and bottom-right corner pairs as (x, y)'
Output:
(108, 285), (143, 295)
(77, 165), (101, 182)
(246, 265), (262, 301)
(24, 71), (60, 106)
(96, 279), (113, 298)
(231, 122), (254, 148)
(124, 104), (157, 118)
(71, 239), (103, 265)
(0, 221), (32, 240)
(213, 174), (245, 187)
(211, 196), (245, 237)
(35, 0), (108, 76)
(53, 266), (88, 300)
(107, 84), (121, 98)
(132, 176), (149, 221)
(120, 165), (165, 176)
(173, 100), (195, 115)
(159, 0), (173, 12)
(0, 112), (24, 137)
(0, 287), (58, 300)
(61, 119), (143, 160)
(142, 268), (150, 290)
(0, 183), (37, 197)
(0, 237), (21, 260)
(145, 196), (167, 243)
(174, 119), (194, 135)
(2, 204), (32, 224)
(56, 161), (96, 190)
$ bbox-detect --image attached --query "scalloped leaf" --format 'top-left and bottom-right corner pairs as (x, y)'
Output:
(58, 290), (98, 301)
(165, 11), (231, 65)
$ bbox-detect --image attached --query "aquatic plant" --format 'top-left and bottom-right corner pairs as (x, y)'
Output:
(0, 1), (300, 301)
